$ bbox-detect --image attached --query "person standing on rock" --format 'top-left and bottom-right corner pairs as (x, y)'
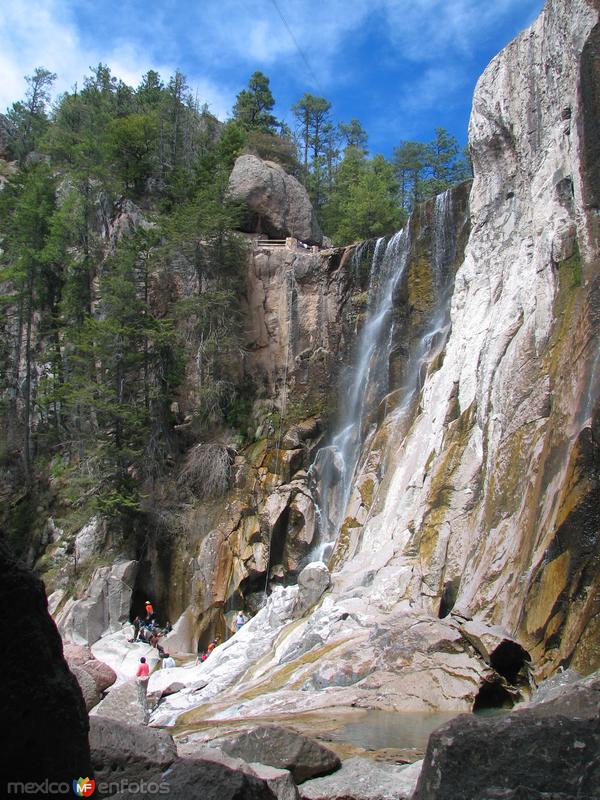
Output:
(144, 600), (155, 622)
(136, 656), (150, 723)
(235, 611), (247, 632)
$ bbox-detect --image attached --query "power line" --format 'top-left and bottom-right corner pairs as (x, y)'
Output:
(267, 0), (324, 95)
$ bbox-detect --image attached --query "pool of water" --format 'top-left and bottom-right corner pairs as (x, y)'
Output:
(326, 709), (460, 751)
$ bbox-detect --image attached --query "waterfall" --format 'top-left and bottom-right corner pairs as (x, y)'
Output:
(309, 189), (460, 564)
(309, 228), (411, 561)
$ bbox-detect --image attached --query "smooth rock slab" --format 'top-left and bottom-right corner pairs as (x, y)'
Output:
(412, 710), (600, 800)
(299, 757), (422, 800)
(221, 725), (341, 783)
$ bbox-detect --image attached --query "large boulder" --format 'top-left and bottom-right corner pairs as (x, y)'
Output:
(220, 725), (341, 784)
(412, 698), (600, 800)
(177, 745), (298, 800)
(90, 717), (278, 799)
(0, 540), (91, 788)
(110, 756), (278, 799)
(228, 155), (323, 245)
(89, 716), (177, 785)
(64, 642), (117, 694)
(71, 664), (102, 711)
(90, 680), (149, 726)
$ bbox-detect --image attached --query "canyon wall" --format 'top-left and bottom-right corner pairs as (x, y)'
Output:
(153, 0), (600, 726)
(52, 0), (600, 722)
(342, 0), (600, 678)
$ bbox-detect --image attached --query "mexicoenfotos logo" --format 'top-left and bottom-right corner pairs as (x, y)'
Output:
(72, 778), (95, 797)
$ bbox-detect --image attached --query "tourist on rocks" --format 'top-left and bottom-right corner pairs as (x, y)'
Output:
(128, 615), (142, 642)
(235, 611), (247, 632)
(137, 621), (151, 643)
(136, 656), (150, 723)
(207, 636), (220, 654)
(145, 599), (156, 622)
(161, 653), (176, 669)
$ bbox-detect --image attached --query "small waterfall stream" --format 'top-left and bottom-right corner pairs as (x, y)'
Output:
(309, 189), (460, 563)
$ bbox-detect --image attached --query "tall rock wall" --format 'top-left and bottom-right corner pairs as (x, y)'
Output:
(338, 0), (600, 679)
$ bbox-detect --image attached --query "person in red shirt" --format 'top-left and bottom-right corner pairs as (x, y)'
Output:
(136, 657), (150, 723)
(144, 600), (155, 621)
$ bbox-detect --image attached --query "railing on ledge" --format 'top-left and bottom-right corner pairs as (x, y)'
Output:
(254, 236), (320, 253)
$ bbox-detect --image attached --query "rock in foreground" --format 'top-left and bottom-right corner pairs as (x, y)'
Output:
(299, 757), (422, 800)
(90, 717), (278, 799)
(221, 725), (341, 783)
(413, 686), (600, 800)
(0, 540), (91, 789)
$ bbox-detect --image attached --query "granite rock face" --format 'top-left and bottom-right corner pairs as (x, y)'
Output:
(0, 540), (91, 789)
(328, 0), (600, 682)
(57, 559), (138, 645)
(228, 155), (322, 244)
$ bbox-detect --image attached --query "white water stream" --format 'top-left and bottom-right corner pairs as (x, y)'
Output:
(309, 190), (459, 563)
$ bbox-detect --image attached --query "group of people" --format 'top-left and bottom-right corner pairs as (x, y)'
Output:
(194, 611), (248, 664)
(131, 601), (173, 645)
(134, 600), (178, 723)
(135, 605), (250, 723)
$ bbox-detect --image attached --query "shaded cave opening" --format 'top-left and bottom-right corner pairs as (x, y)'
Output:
(490, 640), (531, 685)
(473, 676), (516, 713)
(438, 577), (460, 618)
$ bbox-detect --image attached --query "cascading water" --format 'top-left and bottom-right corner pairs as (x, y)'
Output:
(309, 188), (460, 563)
(309, 228), (411, 561)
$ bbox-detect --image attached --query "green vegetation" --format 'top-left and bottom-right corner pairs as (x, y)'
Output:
(0, 62), (472, 548)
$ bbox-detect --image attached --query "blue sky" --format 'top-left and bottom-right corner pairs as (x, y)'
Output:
(1, 0), (544, 157)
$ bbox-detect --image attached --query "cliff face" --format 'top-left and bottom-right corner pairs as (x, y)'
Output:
(151, 0), (600, 727)
(348, 0), (600, 677)
(46, 0), (600, 727)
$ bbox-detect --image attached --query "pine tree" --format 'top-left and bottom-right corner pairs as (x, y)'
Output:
(232, 72), (278, 133)
(5, 67), (56, 163)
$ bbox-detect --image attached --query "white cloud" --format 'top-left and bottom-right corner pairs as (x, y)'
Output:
(0, 0), (543, 121)
(380, 0), (542, 62)
(0, 0), (228, 117)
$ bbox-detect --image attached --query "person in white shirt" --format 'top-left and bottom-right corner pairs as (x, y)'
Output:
(235, 611), (247, 632)
(161, 653), (176, 669)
